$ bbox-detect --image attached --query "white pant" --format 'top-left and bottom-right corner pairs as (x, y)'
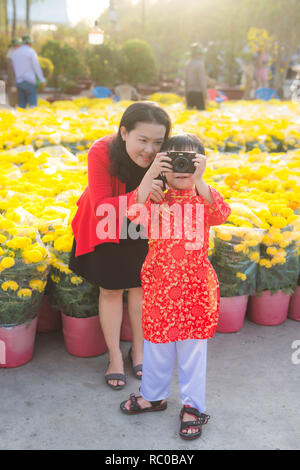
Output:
(140, 338), (207, 413)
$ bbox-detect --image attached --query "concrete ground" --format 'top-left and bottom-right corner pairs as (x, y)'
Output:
(1, 317), (299, 451)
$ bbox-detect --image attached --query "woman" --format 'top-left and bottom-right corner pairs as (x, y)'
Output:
(69, 102), (172, 390)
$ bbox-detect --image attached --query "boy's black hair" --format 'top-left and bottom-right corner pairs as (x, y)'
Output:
(162, 133), (205, 155)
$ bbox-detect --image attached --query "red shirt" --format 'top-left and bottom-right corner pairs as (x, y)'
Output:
(71, 135), (134, 256)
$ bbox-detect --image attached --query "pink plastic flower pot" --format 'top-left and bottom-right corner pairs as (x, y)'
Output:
(37, 295), (62, 333)
(61, 313), (108, 357)
(216, 295), (248, 333)
(288, 286), (300, 321)
(248, 290), (290, 325)
(0, 316), (38, 368)
(120, 302), (132, 342)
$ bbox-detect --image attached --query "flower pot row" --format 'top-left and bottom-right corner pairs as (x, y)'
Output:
(0, 298), (132, 368)
(217, 286), (300, 333)
(1, 288), (299, 367)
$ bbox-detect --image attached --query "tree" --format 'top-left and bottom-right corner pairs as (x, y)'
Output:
(119, 38), (157, 85)
(85, 44), (120, 86)
(26, 0), (30, 31)
(41, 40), (87, 91)
(98, 0), (300, 88)
(11, 0), (16, 40)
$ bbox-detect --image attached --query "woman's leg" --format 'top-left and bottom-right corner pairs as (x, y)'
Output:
(98, 287), (124, 387)
(127, 287), (144, 376)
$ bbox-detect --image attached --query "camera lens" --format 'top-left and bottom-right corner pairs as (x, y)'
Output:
(175, 156), (188, 172)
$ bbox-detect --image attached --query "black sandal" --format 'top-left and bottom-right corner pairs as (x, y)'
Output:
(105, 363), (126, 390)
(120, 393), (167, 415)
(179, 405), (210, 440)
(128, 347), (143, 380)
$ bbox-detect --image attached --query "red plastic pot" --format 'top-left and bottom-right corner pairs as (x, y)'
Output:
(120, 303), (133, 342)
(37, 295), (62, 333)
(0, 316), (38, 368)
(248, 290), (290, 325)
(61, 313), (107, 357)
(288, 286), (300, 321)
(217, 295), (248, 333)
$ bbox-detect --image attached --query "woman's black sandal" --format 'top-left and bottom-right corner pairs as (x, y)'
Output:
(179, 405), (210, 440)
(128, 347), (143, 380)
(120, 393), (167, 415)
(105, 363), (126, 390)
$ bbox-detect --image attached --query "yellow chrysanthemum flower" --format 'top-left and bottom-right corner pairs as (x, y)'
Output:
(236, 272), (247, 281)
(29, 279), (46, 293)
(17, 288), (32, 298)
(0, 256), (15, 269)
(70, 276), (83, 285)
(22, 249), (43, 264)
(1, 280), (18, 291)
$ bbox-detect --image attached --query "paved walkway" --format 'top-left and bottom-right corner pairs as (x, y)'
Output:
(1, 317), (299, 450)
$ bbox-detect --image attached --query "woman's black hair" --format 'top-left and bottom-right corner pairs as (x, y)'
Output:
(108, 101), (172, 183)
(161, 133), (205, 155)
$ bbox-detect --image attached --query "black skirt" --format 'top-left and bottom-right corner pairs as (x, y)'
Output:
(68, 235), (148, 289)
(68, 150), (150, 290)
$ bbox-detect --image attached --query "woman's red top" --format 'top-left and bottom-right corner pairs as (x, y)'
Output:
(71, 135), (134, 257)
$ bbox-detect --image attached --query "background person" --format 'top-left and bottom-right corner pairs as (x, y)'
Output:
(11, 34), (46, 109)
(255, 47), (270, 89)
(69, 102), (172, 390)
(185, 43), (207, 110)
(5, 38), (20, 108)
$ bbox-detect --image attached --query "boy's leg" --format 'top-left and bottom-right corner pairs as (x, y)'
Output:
(121, 339), (176, 412)
(141, 339), (176, 402)
(176, 339), (207, 412)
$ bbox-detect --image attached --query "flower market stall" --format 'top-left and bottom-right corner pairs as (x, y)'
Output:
(0, 98), (299, 366)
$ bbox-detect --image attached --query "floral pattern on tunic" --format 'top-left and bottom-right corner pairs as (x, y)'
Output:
(127, 186), (231, 343)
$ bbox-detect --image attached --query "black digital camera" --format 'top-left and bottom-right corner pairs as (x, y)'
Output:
(166, 151), (196, 173)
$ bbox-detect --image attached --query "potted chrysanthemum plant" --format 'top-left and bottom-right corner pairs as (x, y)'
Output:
(248, 210), (300, 325)
(0, 225), (49, 367)
(210, 224), (265, 333)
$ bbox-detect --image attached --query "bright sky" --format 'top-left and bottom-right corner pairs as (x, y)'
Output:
(67, 0), (110, 25)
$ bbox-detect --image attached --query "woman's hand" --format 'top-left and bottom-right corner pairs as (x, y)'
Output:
(192, 154), (207, 182)
(150, 179), (167, 203)
(147, 152), (172, 179)
(137, 153), (172, 204)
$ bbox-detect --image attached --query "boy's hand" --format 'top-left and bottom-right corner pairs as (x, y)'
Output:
(147, 152), (172, 179)
(192, 154), (207, 182)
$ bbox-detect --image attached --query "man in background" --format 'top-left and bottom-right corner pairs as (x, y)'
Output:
(5, 38), (20, 107)
(185, 43), (207, 110)
(11, 34), (46, 109)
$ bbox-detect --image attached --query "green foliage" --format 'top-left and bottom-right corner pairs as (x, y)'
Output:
(40, 40), (87, 90)
(38, 56), (54, 79)
(48, 267), (99, 318)
(119, 39), (157, 85)
(256, 239), (299, 294)
(0, 35), (10, 71)
(84, 44), (120, 86)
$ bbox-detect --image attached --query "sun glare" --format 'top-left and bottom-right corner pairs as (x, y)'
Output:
(67, 0), (110, 25)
